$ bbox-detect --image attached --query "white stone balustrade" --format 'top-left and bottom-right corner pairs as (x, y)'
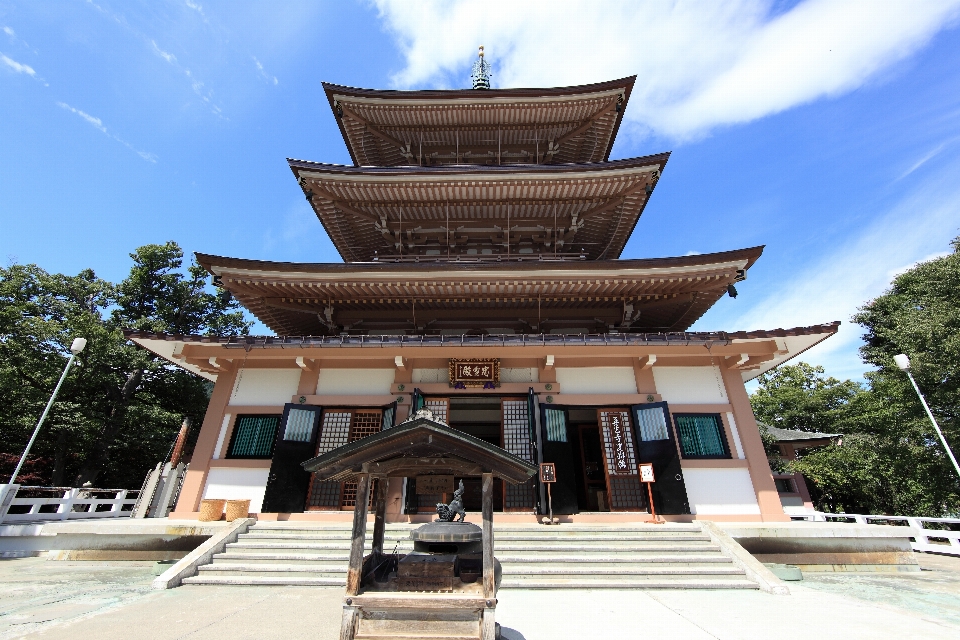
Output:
(791, 511), (960, 556)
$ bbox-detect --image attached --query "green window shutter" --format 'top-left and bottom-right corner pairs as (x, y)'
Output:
(674, 414), (728, 458)
(228, 415), (281, 458)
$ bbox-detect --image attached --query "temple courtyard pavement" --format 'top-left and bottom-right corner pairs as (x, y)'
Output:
(1, 553), (958, 639)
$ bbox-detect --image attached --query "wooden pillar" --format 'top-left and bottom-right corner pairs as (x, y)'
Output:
(481, 472), (495, 599)
(371, 476), (387, 555)
(345, 473), (371, 596)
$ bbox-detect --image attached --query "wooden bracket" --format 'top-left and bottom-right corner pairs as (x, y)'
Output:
(544, 355), (555, 368)
(296, 356), (318, 371)
(638, 355), (657, 369)
(394, 356), (406, 369)
(207, 357), (234, 372)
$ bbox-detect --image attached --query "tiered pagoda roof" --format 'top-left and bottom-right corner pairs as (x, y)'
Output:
(200, 58), (772, 338)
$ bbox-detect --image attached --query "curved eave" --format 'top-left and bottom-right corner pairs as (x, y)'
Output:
(323, 77), (635, 167)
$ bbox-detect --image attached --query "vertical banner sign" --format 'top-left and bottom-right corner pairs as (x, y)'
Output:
(610, 413), (629, 474)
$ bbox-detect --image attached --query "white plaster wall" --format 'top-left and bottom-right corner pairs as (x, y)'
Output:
(500, 367), (539, 383)
(202, 468), (270, 513)
(681, 468), (760, 515)
(555, 367), (637, 395)
(652, 366), (728, 404)
(229, 369), (301, 406)
(412, 368), (449, 384)
(316, 368), (395, 395)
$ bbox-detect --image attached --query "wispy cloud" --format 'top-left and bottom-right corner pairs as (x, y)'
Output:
(57, 101), (157, 162)
(898, 138), (957, 180)
(712, 161), (960, 380)
(2, 26), (14, 37)
(374, 0), (960, 141)
(253, 57), (278, 85)
(1, 52), (35, 76)
(184, 1), (204, 16)
(151, 40), (177, 65)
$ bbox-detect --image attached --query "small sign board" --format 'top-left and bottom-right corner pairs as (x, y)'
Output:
(448, 358), (499, 387)
(416, 475), (454, 495)
(539, 463), (557, 483)
(639, 463), (655, 483)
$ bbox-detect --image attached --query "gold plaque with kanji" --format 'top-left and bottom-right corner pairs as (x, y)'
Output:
(448, 358), (499, 387)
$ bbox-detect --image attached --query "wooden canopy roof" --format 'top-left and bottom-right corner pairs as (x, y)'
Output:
(324, 78), (635, 167)
(196, 246), (761, 336)
(290, 154), (668, 263)
(302, 410), (538, 484)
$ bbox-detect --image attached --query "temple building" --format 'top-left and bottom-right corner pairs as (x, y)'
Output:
(127, 52), (838, 523)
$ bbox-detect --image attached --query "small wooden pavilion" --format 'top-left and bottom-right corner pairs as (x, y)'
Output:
(302, 409), (537, 640)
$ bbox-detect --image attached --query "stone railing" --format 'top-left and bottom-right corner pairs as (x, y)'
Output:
(0, 485), (139, 524)
(791, 511), (960, 556)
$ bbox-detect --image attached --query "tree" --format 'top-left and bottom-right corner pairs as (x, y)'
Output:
(751, 236), (960, 517)
(0, 242), (251, 489)
(751, 363), (863, 434)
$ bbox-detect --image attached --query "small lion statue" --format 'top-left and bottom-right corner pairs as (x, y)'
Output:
(436, 480), (467, 522)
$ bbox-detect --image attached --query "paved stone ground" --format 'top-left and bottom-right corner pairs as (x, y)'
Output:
(1, 554), (958, 639)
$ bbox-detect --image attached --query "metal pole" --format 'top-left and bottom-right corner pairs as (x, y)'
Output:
(905, 370), (960, 481)
(9, 353), (77, 485)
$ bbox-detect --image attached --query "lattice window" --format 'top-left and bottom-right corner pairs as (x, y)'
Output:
(674, 414), (729, 458)
(504, 480), (537, 510)
(227, 415), (280, 458)
(635, 406), (669, 442)
(599, 410), (637, 475)
(502, 400), (533, 462)
(340, 411), (383, 509)
(425, 399), (449, 423)
(283, 408), (316, 442)
(609, 476), (648, 511)
(317, 412), (352, 454)
(350, 410), (382, 441)
(544, 408), (567, 442)
(382, 406), (396, 430)
(305, 411), (353, 510)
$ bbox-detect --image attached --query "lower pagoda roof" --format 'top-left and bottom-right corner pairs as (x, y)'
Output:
(197, 246), (762, 337)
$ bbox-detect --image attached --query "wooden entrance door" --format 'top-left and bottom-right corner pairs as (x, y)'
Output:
(596, 408), (649, 512)
(262, 403), (323, 513)
(501, 398), (537, 511)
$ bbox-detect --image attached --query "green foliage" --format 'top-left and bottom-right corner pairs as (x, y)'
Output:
(0, 243), (251, 488)
(752, 236), (960, 517)
(752, 362), (863, 434)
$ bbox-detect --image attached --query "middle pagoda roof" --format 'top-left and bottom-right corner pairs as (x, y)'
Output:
(290, 153), (668, 263)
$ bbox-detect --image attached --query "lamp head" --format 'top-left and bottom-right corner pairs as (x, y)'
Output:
(70, 338), (87, 355)
(894, 354), (911, 371)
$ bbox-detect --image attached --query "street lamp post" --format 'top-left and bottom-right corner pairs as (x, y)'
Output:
(894, 353), (960, 481)
(7, 338), (87, 486)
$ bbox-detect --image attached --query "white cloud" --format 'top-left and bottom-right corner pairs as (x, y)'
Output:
(374, 0), (960, 140)
(3, 26), (14, 37)
(151, 40), (177, 65)
(57, 101), (157, 162)
(1, 52), (36, 76)
(185, 1), (204, 15)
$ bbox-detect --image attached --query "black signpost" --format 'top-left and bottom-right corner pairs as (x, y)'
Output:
(539, 462), (557, 525)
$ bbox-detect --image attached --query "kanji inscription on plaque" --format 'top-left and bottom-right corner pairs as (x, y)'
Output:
(448, 358), (500, 387)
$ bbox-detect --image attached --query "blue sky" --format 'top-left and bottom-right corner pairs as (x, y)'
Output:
(2, 0), (959, 384)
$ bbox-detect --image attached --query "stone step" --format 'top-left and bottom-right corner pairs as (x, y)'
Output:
(489, 543), (721, 553)
(498, 565), (743, 576)
(214, 552), (353, 562)
(495, 553), (729, 563)
(498, 577), (759, 589)
(198, 566), (346, 579)
(181, 575), (344, 586)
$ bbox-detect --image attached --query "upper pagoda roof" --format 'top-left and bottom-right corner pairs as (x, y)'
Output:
(289, 153), (668, 263)
(323, 77), (635, 167)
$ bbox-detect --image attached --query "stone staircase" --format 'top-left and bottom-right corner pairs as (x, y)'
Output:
(182, 522), (758, 589)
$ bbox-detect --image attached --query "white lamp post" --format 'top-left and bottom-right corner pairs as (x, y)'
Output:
(6, 338), (87, 486)
(894, 353), (960, 481)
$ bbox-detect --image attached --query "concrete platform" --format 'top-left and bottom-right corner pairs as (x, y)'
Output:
(0, 554), (958, 639)
(0, 519), (230, 560)
(719, 521), (920, 572)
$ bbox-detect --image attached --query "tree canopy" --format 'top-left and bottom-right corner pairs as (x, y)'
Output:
(0, 242), (250, 488)
(752, 236), (960, 517)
